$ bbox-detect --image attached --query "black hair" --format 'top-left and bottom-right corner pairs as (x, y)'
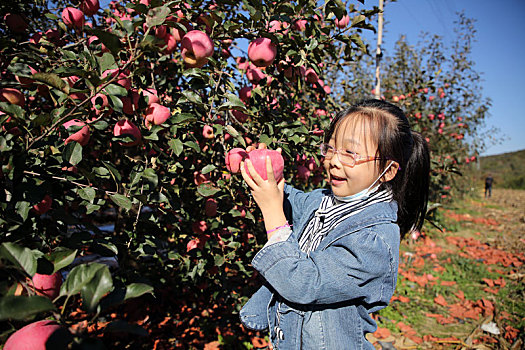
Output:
(325, 99), (430, 237)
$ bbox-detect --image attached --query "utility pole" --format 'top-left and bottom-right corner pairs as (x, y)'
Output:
(374, 0), (384, 100)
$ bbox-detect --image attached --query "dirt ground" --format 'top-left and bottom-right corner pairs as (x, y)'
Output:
(366, 188), (525, 350)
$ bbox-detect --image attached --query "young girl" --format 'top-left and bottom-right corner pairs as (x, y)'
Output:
(238, 99), (430, 349)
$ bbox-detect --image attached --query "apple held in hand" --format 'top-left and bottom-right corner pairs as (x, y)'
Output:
(4, 320), (71, 350)
(246, 149), (284, 182)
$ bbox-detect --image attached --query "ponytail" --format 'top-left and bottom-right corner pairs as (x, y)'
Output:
(396, 131), (430, 236)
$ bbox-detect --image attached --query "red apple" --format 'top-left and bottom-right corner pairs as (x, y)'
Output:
(32, 195), (52, 215)
(163, 33), (177, 54)
(248, 38), (276, 68)
(335, 15), (350, 29)
(31, 272), (62, 299)
(91, 93), (109, 111)
(204, 198), (217, 216)
(297, 165), (311, 181)
(246, 149), (284, 182)
(239, 86), (252, 103)
(80, 0), (99, 16)
(0, 88), (25, 107)
(114, 119), (141, 146)
(246, 64), (266, 83)
(232, 110), (248, 123)
(202, 125), (214, 139)
(62, 7), (85, 29)
(4, 320), (70, 350)
(225, 148), (248, 173)
(293, 19), (307, 31)
(144, 103), (171, 126)
(63, 119), (90, 146)
(4, 13), (28, 33)
(305, 68), (319, 84)
(192, 220), (208, 235)
(181, 30), (214, 68)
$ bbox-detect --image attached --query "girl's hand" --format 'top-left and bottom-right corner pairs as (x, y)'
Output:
(240, 153), (285, 218)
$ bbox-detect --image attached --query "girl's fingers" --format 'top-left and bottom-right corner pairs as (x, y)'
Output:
(245, 159), (264, 185)
(265, 156), (276, 183)
(240, 161), (258, 189)
(258, 143), (267, 150)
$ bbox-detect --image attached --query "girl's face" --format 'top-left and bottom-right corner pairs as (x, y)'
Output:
(323, 117), (382, 197)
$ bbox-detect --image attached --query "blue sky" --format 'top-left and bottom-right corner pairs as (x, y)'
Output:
(365, 0), (525, 156)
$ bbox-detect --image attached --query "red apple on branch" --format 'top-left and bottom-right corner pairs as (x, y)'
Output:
(225, 148), (248, 173)
(63, 120), (90, 146)
(144, 103), (171, 126)
(248, 38), (277, 68)
(4, 320), (70, 350)
(62, 7), (85, 29)
(114, 119), (141, 146)
(80, 0), (99, 16)
(0, 88), (25, 107)
(181, 30), (214, 68)
(31, 272), (62, 299)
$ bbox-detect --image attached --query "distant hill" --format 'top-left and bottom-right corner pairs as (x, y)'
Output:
(476, 149), (525, 189)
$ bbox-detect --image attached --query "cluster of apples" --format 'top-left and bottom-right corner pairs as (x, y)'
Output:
(225, 148), (284, 182)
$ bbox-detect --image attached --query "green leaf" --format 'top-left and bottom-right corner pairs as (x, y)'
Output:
(0, 102), (25, 118)
(110, 194), (132, 210)
(180, 90), (202, 105)
(78, 187), (96, 203)
(168, 138), (184, 156)
(105, 84), (128, 96)
(0, 295), (55, 321)
(105, 320), (148, 336)
(146, 5), (170, 27)
(97, 52), (117, 72)
(124, 283), (154, 301)
(225, 125), (239, 138)
(60, 263), (106, 297)
(81, 265), (113, 312)
(108, 94), (123, 112)
(89, 29), (123, 56)
(0, 242), (38, 276)
(201, 164), (216, 175)
(32, 72), (69, 94)
(224, 93), (246, 109)
(184, 141), (201, 153)
(197, 183), (220, 197)
(171, 113), (197, 124)
(15, 201), (31, 221)
(142, 168), (158, 189)
(101, 160), (122, 182)
(63, 141), (83, 165)
(214, 255), (225, 267)
(49, 248), (77, 273)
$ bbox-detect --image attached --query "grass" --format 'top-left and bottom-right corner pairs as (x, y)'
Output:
(373, 188), (525, 348)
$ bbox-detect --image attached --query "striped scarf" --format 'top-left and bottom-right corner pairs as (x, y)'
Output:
(298, 188), (393, 254)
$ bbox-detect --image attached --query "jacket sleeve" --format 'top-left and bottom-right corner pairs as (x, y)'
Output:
(283, 183), (311, 226)
(251, 224), (399, 306)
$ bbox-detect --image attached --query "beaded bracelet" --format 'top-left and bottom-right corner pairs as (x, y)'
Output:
(267, 222), (292, 234)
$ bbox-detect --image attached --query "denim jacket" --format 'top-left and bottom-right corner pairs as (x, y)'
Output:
(240, 184), (400, 349)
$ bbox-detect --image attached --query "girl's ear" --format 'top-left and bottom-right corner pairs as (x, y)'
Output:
(381, 161), (400, 182)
